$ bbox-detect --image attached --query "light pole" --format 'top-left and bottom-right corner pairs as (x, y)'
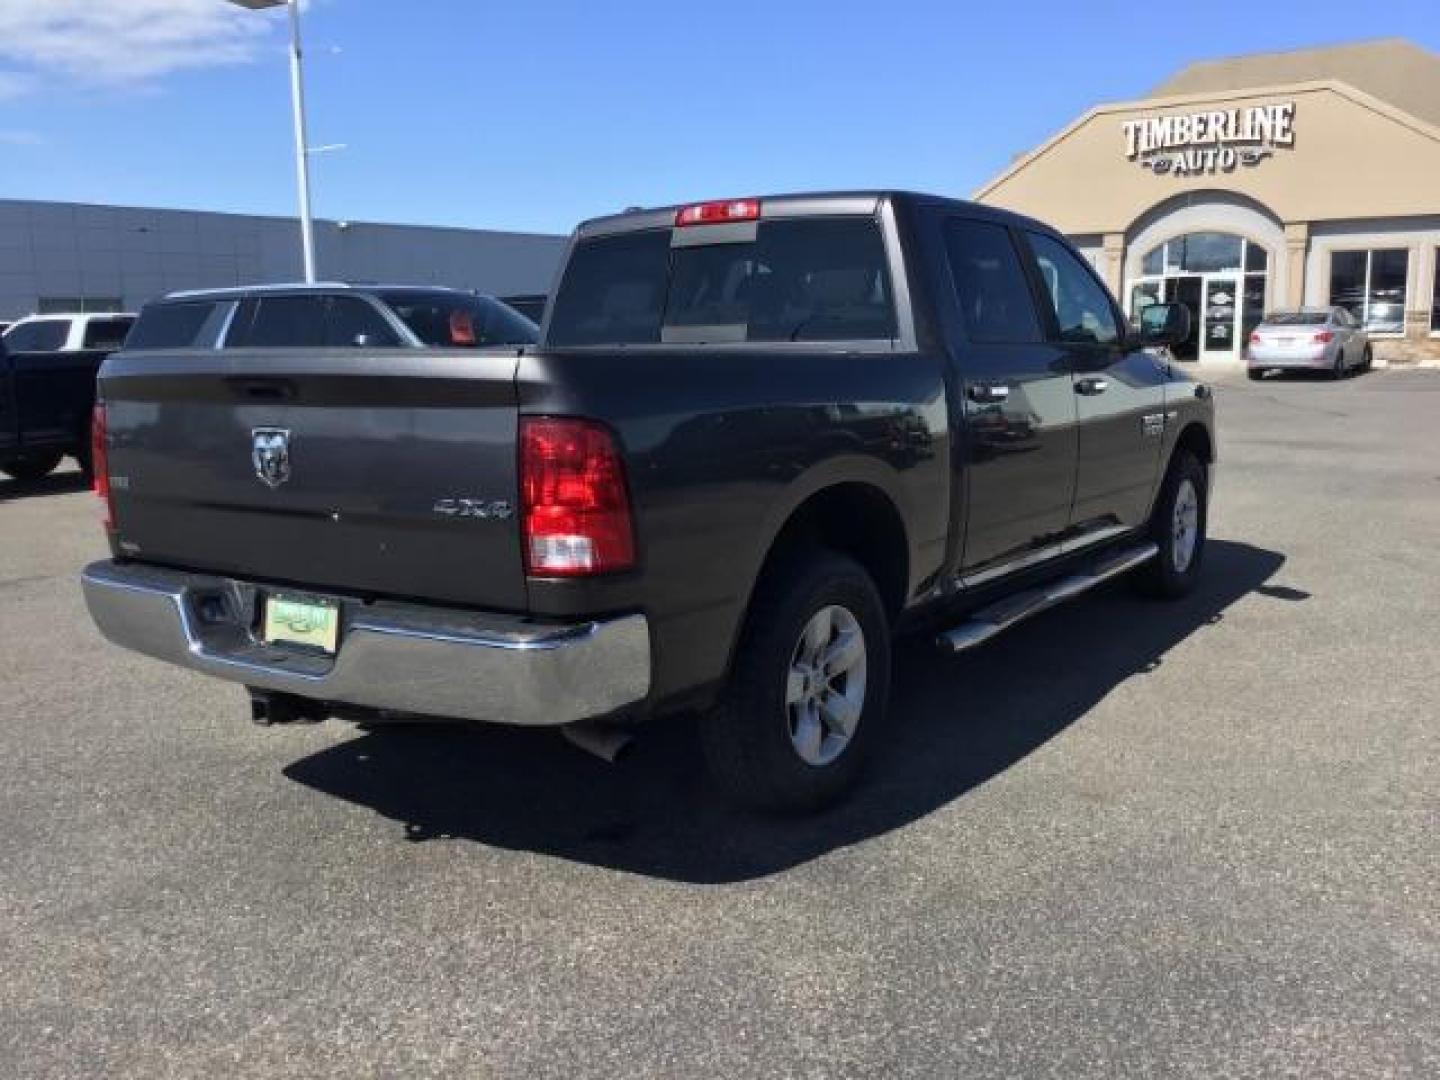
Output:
(228, 0), (317, 282)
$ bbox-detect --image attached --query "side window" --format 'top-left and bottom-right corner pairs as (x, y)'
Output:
(227, 295), (327, 347)
(127, 301), (224, 349)
(324, 297), (400, 347)
(4, 320), (69, 352)
(1025, 232), (1120, 346)
(82, 317), (135, 350)
(943, 218), (1042, 343)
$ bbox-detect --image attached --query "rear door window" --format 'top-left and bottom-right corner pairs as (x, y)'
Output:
(944, 219), (1043, 343)
(3, 319), (69, 352)
(546, 216), (896, 346)
(81, 317), (135, 350)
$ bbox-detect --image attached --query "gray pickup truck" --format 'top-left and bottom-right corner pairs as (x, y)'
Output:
(82, 193), (1213, 811)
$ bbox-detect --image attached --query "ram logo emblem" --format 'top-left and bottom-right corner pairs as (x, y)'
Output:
(251, 428), (292, 489)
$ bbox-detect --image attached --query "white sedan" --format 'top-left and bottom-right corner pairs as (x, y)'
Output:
(1248, 307), (1371, 380)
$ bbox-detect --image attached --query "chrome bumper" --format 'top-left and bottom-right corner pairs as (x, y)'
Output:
(81, 560), (651, 726)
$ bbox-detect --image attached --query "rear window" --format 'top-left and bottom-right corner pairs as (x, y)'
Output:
(82, 317), (135, 350)
(1264, 312), (1330, 326)
(126, 302), (223, 349)
(547, 217), (896, 347)
(379, 293), (538, 348)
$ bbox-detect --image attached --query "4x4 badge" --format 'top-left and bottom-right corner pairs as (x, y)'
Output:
(251, 428), (292, 489)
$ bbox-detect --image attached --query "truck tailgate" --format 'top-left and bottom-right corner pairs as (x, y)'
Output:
(99, 348), (528, 611)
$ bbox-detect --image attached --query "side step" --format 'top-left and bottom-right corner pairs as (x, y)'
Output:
(937, 542), (1159, 654)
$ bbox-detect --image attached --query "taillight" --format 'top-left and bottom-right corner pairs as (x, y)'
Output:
(1249, 332), (1261, 344)
(520, 418), (635, 577)
(1313, 330), (1335, 343)
(675, 198), (761, 227)
(91, 403), (114, 533)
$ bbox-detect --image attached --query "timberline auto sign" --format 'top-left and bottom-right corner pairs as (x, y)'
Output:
(1123, 102), (1296, 175)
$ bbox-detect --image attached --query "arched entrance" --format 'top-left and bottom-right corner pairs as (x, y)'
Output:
(1127, 233), (1268, 362)
(1122, 191), (1285, 363)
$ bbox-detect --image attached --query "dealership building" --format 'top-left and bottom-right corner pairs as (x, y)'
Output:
(0, 198), (566, 322)
(976, 38), (1440, 365)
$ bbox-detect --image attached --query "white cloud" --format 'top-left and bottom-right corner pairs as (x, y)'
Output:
(0, 0), (281, 93)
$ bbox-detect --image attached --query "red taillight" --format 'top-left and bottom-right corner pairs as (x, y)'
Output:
(1313, 330), (1334, 343)
(91, 403), (114, 533)
(520, 418), (635, 577)
(675, 198), (761, 227)
(1249, 332), (1262, 344)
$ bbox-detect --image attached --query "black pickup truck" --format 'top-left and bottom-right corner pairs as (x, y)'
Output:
(1, 314), (134, 482)
(82, 192), (1211, 811)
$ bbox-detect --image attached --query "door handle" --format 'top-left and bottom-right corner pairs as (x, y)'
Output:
(966, 383), (1010, 404)
(1075, 377), (1109, 396)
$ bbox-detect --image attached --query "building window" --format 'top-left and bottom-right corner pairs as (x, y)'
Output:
(38, 296), (125, 315)
(1432, 249), (1439, 335)
(1329, 249), (1408, 334)
(1143, 233), (1266, 276)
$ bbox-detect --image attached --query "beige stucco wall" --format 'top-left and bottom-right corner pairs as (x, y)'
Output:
(974, 77), (1440, 358)
(975, 82), (1440, 237)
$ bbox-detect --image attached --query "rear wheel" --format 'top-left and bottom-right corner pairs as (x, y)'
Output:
(1361, 346), (1374, 373)
(1331, 350), (1346, 380)
(700, 552), (891, 813)
(1132, 450), (1207, 599)
(1247, 368), (1263, 381)
(0, 450), (64, 483)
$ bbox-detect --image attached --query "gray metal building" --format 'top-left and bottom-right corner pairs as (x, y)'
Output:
(0, 198), (568, 320)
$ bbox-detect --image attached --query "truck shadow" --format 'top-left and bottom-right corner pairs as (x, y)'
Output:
(283, 539), (1288, 884)
(0, 469), (88, 503)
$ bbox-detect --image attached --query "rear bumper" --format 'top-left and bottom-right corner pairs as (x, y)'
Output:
(1247, 346), (1328, 367)
(81, 560), (651, 726)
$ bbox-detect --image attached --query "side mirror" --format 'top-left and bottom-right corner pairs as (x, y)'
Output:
(1136, 302), (1191, 348)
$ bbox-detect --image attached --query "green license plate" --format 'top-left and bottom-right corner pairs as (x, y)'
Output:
(263, 595), (340, 654)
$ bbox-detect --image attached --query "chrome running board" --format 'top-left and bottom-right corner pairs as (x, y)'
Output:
(937, 542), (1159, 654)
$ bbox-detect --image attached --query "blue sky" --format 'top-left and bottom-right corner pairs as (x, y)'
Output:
(2, 0), (1439, 236)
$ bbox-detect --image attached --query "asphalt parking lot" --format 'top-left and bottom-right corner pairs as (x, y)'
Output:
(2, 368), (1437, 1078)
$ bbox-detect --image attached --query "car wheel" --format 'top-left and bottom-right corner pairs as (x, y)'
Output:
(1362, 346), (1374, 373)
(1331, 350), (1346, 380)
(1132, 450), (1207, 600)
(1247, 368), (1263, 381)
(700, 551), (891, 813)
(0, 450), (64, 483)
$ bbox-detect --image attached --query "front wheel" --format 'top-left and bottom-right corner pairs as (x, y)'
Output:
(700, 552), (891, 813)
(1132, 450), (1207, 599)
(0, 450), (64, 483)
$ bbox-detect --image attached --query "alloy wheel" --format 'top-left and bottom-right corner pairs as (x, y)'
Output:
(785, 605), (867, 767)
(1172, 478), (1200, 572)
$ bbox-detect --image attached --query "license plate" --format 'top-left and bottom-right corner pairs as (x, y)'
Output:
(1276, 337), (1293, 346)
(263, 595), (340, 654)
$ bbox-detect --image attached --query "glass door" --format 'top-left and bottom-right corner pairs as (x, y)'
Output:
(1201, 276), (1239, 362)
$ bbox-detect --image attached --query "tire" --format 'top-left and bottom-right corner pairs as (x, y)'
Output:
(1247, 368), (1263, 381)
(1361, 346), (1373, 373)
(0, 450), (64, 483)
(700, 551), (891, 813)
(1331, 350), (1346, 380)
(1132, 450), (1207, 600)
(73, 436), (93, 483)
